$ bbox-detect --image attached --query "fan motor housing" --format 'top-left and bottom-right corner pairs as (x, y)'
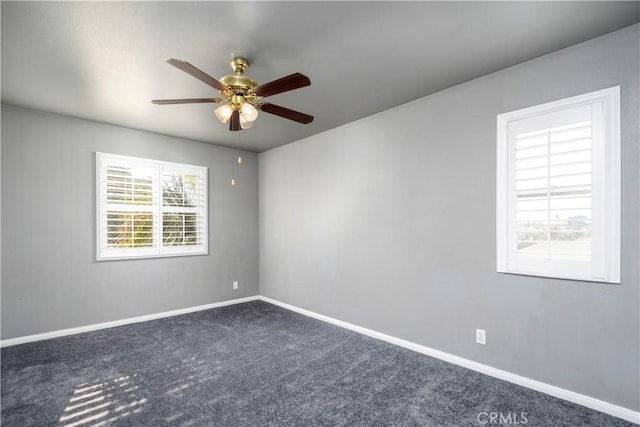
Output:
(220, 74), (258, 91)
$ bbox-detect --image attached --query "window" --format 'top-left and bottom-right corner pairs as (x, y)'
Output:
(497, 87), (620, 283)
(97, 153), (208, 260)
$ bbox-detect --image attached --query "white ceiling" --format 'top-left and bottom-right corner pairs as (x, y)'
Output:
(2, 2), (638, 152)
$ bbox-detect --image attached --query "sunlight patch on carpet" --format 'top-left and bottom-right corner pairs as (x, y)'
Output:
(58, 374), (147, 427)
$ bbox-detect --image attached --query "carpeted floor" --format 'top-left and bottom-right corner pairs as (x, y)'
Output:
(0, 300), (634, 426)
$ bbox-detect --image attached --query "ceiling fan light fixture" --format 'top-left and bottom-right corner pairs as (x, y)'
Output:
(240, 102), (259, 122)
(153, 58), (313, 132)
(214, 103), (234, 123)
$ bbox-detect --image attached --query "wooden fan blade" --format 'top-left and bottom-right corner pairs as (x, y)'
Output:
(229, 110), (241, 131)
(151, 98), (219, 105)
(167, 59), (229, 92)
(261, 103), (313, 124)
(253, 73), (311, 97)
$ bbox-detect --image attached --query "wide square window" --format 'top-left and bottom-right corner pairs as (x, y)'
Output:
(97, 153), (208, 260)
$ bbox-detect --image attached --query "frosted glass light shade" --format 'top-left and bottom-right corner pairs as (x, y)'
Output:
(240, 102), (259, 122)
(240, 115), (255, 129)
(214, 104), (234, 123)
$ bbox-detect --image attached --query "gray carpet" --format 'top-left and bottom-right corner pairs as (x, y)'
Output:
(0, 301), (633, 426)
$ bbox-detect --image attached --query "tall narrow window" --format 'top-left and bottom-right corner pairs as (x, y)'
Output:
(97, 153), (208, 260)
(497, 87), (620, 283)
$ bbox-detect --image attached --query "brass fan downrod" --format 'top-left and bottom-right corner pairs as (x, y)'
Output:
(230, 57), (249, 75)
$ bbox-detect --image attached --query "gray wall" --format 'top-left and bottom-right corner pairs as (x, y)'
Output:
(259, 25), (639, 410)
(1, 106), (259, 339)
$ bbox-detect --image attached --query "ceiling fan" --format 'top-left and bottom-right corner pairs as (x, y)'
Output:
(151, 57), (313, 131)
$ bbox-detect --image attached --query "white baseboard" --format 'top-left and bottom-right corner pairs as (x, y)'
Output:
(0, 295), (260, 348)
(257, 296), (640, 425)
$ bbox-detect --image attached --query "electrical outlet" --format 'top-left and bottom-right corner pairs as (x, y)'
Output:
(233, 281), (239, 290)
(476, 329), (486, 345)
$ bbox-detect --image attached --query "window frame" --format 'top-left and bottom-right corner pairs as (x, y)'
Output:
(96, 152), (208, 261)
(496, 86), (620, 283)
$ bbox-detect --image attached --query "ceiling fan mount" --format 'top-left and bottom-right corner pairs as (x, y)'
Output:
(152, 57), (313, 132)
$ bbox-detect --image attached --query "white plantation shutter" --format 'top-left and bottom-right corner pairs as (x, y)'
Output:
(511, 105), (594, 262)
(161, 166), (207, 254)
(497, 87), (620, 283)
(97, 153), (208, 260)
